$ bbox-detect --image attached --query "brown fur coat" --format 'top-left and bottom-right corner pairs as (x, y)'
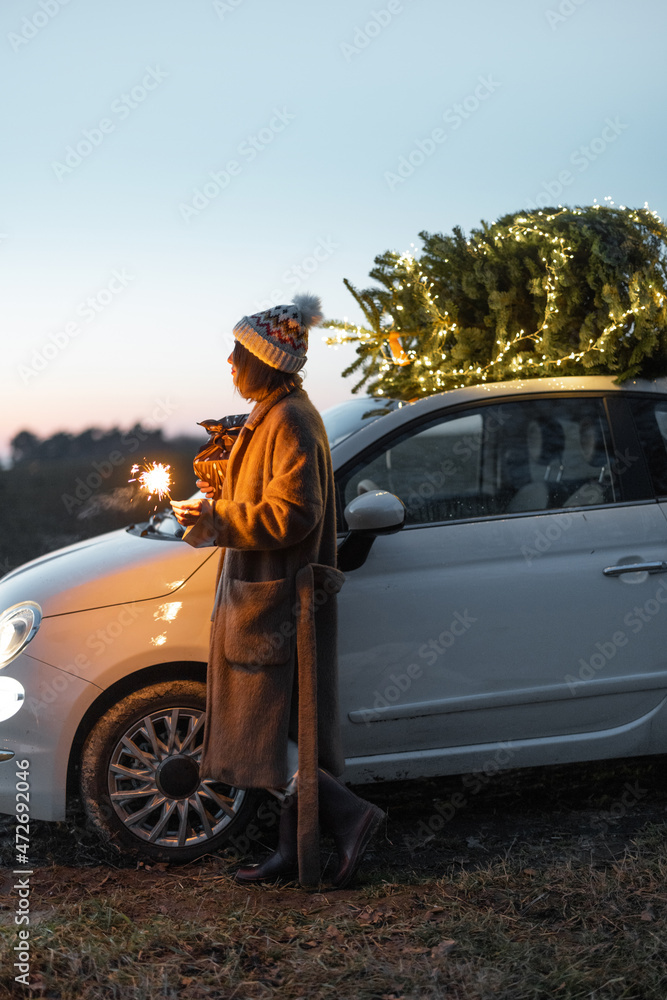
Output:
(183, 384), (345, 807)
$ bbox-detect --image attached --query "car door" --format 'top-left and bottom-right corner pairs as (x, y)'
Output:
(336, 391), (667, 760)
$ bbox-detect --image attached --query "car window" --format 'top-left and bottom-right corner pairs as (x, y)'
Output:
(341, 396), (619, 526)
(627, 396), (667, 496)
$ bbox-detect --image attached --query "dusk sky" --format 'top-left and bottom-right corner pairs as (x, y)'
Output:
(1, 0), (665, 465)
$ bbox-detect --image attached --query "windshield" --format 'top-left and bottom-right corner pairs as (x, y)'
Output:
(321, 397), (403, 448)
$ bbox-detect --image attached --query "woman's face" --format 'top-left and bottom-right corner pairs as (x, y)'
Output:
(228, 347), (238, 387)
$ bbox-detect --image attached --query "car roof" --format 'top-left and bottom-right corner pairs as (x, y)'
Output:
(330, 374), (667, 469)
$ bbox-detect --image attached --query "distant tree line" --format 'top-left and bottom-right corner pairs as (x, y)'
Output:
(1, 423), (206, 573)
(9, 424), (173, 466)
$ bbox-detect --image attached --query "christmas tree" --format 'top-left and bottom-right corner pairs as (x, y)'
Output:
(325, 203), (667, 400)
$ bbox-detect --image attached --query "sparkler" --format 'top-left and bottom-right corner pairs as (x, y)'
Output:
(129, 461), (173, 508)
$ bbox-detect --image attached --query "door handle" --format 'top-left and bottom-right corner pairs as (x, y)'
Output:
(603, 561), (667, 577)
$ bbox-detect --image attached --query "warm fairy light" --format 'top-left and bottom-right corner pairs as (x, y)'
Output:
(129, 462), (173, 503)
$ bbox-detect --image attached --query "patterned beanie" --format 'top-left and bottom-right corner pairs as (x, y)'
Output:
(232, 293), (323, 373)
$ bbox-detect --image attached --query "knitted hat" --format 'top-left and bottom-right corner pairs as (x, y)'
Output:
(232, 293), (323, 373)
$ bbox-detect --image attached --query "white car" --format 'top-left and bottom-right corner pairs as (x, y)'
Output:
(2, 376), (667, 862)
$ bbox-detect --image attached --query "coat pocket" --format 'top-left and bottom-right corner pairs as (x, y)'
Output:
(224, 577), (293, 667)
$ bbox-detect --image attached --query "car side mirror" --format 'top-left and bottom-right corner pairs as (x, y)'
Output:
(343, 490), (405, 533)
(338, 490), (405, 572)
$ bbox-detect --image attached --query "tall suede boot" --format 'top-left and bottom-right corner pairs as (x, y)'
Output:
(234, 791), (298, 884)
(318, 768), (385, 888)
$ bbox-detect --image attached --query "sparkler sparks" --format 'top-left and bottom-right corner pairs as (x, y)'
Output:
(129, 461), (173, 506)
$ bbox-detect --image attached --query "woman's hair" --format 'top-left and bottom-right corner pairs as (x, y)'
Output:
(232, 340), (303, 401)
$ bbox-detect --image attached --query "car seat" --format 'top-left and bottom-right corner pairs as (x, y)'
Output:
(506, 416), (566, 513)
(563, 416), (612, 507)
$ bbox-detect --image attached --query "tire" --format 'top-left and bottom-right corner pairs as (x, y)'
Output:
(79, 680), (261, 863)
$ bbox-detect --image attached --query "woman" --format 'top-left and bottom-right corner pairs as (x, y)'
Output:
(171, 293), (384, 888)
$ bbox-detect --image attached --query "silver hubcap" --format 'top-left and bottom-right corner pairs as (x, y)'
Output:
(108, 706), (245, 849)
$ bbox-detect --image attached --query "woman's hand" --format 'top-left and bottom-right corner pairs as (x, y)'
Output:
(196, 479), (216, 499)
(170, 498), (209, 526)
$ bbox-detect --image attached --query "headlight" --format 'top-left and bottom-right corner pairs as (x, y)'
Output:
(0, 676), (25, 722)
(0, 603), (42, 668)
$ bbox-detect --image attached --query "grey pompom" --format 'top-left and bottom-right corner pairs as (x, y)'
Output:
(293, 292), (323, 328)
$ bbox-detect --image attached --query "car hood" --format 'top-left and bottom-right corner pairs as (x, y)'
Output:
(0, 527), (216, 617)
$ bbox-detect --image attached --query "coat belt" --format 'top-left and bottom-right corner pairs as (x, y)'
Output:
(294, 562), (345, 887)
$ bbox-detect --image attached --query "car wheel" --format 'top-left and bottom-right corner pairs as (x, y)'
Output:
(79, 680), (259, 863)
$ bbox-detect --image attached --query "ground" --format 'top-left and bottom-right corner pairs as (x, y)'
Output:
(1, 756), (666, 999)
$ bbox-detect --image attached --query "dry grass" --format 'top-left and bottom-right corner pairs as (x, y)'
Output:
(2, 758), (667, 999)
